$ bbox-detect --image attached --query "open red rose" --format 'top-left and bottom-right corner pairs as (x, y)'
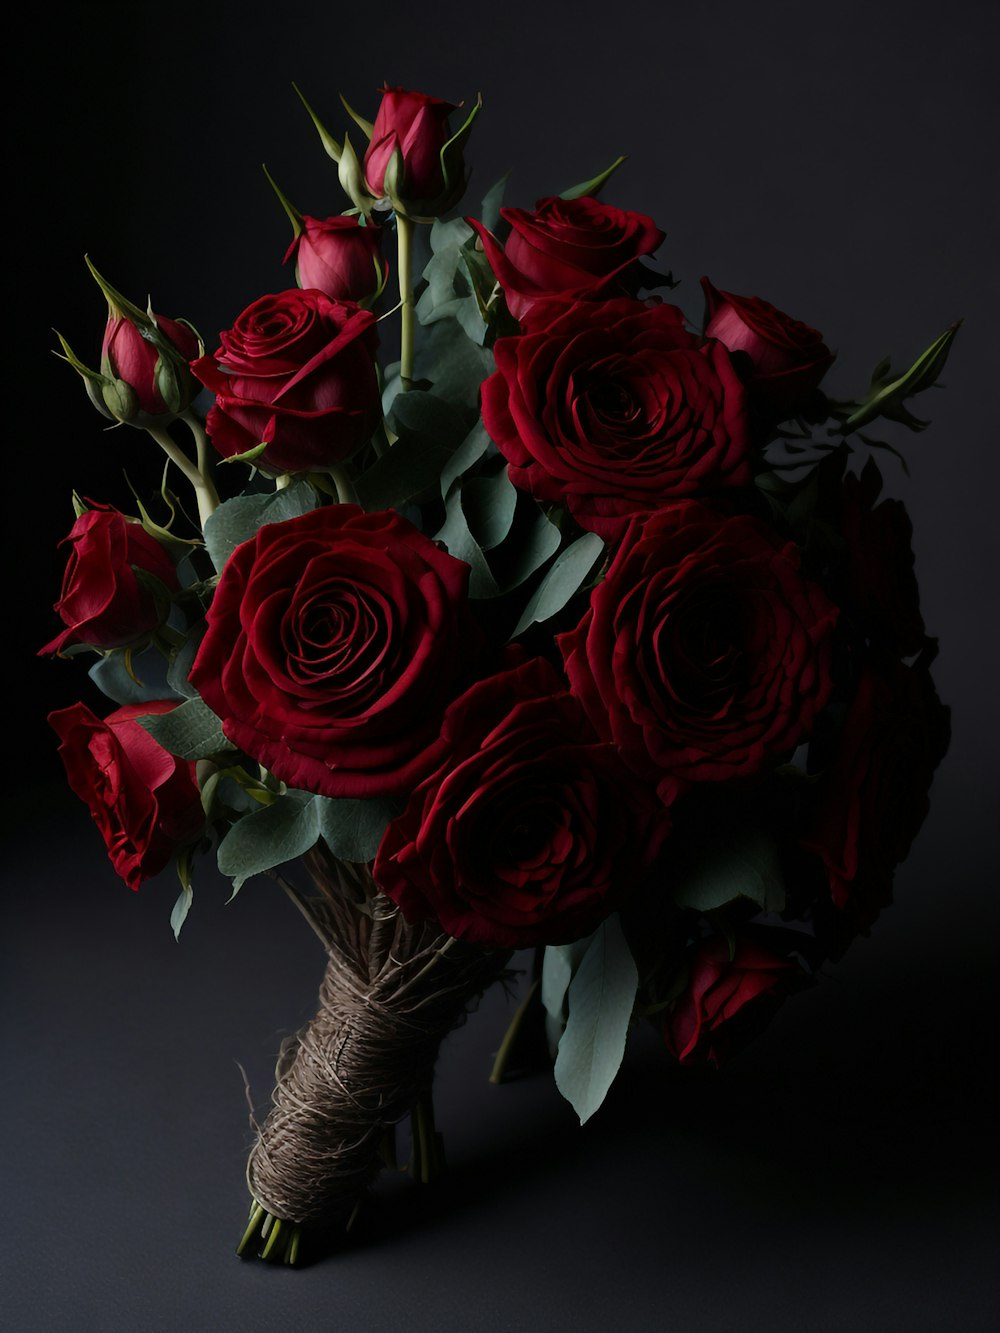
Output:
(374, 657), (670, 948)
(481, 297), (752, 540)
(49, 701), (203, 891)
(663, 936), (792, 1067)
(802, 651), (950, 928)
(285, 216), (387, 306)
(363, 85), (459, 213)
(189, 505), (481, 800)
(701, 278), (834, 418)
(192, 289), (380, 474)
(468, 195), (664, 321)
(40, 503), (178, 655)
(558, 501), (838, 805)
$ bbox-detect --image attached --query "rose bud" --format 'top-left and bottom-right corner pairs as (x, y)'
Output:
(54, 259), (201, 427)
(49, 701), (204, 891)
(362, 84), (481, 219)
(469, 195), (665, 321)
(39, 501), (179, 655)
(662, 937), (793, 1067)
(287, 216), (388, 306)
(701, 278), (835, 419)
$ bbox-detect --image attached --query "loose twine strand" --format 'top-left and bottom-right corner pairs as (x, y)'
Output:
(247, 846), (510, 1227)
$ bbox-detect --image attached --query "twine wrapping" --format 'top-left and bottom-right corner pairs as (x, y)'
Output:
(246, 846), (510, 1229)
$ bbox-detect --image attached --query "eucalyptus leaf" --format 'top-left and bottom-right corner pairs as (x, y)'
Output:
(440, 421), (494, 498)
(137, 696), (235, 761)
(496, 507), (562, 593)
(511, 532), (604, 638)
(216, 790), (321, 892)
(166, 627), (205, 700)
(170, 884), (193, 940)
(414, 319), (495, 411)
(315, 795), (398, 863)
(202, 482), (318, 574)
(435, 489), (500, 598)
(356, 429), (460, 512)
(672, 830), (786, 914)
(480, 173), (510, 233)
(387, 390), (469, 449)
(461, 467), (518, 551)
(553, 915), (638, 1124)
(89, 648), (181, 707)
(541, 935), (595, 1055)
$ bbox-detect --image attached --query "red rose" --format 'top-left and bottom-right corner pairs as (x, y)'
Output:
(481, 297), (752, 540)
(374, 658), (670, 948)
(558, 502), (838, 804)
(39, 504), (178, 655)
(663, 936), (791, 1067)
(285, 216), (387, 307)
(189, 505), (481, 800)
(468, 195), (665, 321)
(101, 308), (201, 419)
(802, 653), (949, 927)
(191, 289), (380, 474)
(700, 278), (834, 417)
(49, 701), (203, 891)
(363, 85), (459, 214)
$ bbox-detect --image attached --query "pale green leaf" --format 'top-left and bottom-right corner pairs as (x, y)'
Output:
(510, 532), (604, 638)
(672, 830), (786, 914)
(553, 915), (638, 1124)
(137, 696), (235, 761)
(315, 795), (397, 863)
(202, 482), (317, 574)
(216, 791), (320, 892)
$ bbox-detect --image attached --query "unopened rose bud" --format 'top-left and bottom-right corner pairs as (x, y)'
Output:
(362, 85), (481, 220)
(289, 215), (388, 306)
(56, 260), (203, 427)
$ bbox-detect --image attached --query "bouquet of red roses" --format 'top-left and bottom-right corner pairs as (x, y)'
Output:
(43, 82), (953, 1265)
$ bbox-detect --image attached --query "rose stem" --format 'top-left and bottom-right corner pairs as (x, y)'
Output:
(328, 463), (360, 506)
(146, 426), (218, 529)
(179, 410), (221, 511)
(396, 212), (416, 391)
(488, 977), (542, 1084)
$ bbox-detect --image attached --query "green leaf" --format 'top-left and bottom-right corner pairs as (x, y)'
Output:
(510, 532), (604, 638)
(496, 507), (562, 593)
(165, 629), (204, 700)
(435, 489), (500, 598)
(202, 482), (318, 574)
(170, 884), (193, 941)
(88, 650), (175, 708)
(137, 696), (235, 761)
(541, 935), (595, 1056)
(672, 830), (786, 914)
(315, 796), (397, 863)
(461, 467), (518, 551)
(480, 173), (510, 233)
(553, 915), (638, 1124)
(440, 421), (493, 498)
(387, 389), (469, 449)
(559, 155), (627, 201)
(216, 790), (320, 892)
(413, 319), (495, 412)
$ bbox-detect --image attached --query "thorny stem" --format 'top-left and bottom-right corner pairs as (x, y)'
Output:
(396, 212), (416, 391)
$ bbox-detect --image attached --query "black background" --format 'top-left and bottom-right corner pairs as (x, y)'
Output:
(5, 1), (999, 1328)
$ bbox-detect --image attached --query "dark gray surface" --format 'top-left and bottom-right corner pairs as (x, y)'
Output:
(7, 0), (999, 1327)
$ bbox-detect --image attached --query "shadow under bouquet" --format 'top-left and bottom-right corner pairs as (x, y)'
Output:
(43, 81), (953, 1265)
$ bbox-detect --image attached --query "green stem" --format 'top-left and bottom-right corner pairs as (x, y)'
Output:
(147, 426), (219, 529)
(396, 213), (416, 391)
(328, 463), (359, 506)
(489, 977), (541, 1085)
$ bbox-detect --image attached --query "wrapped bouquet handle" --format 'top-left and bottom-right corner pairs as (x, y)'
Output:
(42, 78), (952, 1265)
(240, 848), (510, 1261)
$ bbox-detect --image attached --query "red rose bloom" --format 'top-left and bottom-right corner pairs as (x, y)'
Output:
(481, 297), (752, 540)
(40, 504), (178, 655)
(558, 501), (838, 804)
(285, 216), (387, 306)
(189, 505), (480, 800)
(701, 278), (834, 417)
(364, 85), (458, 212)
(374, 658), (670, 948)
(802, 653), (950, 927)
(663, 936), (791, 1067)
(191, 289), (380, 474)
(468, 195), (664, 321)
(49, 701), (203, 891)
